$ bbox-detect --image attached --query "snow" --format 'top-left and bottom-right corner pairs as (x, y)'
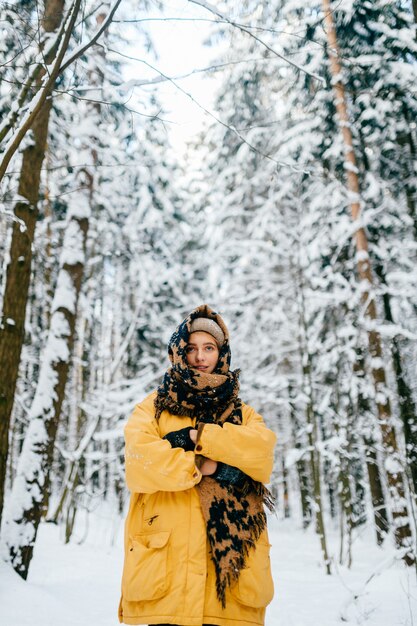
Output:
(2, 0), (417, 623)
(51, 271), (78, 316)
(60, 218), (88, 265)
(384, 456), (404, 475)
(0, 512), (416, 626)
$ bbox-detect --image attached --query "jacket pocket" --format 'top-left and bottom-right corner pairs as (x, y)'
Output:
(230, 541), (274, 608)
(122, 530), (171, 602)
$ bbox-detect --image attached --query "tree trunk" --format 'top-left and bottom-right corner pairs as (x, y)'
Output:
(324, 458), (337, 520)
(51, 8), (107, 541)
(295, 263), (331, 573)
(289, 389), (312, 528)
(281, 455), (290, 518)
(0, 0), (65, 526)
(296, 457), (312, 528)
(374, 263), (417, 501)
(397, 104), (417, 241)
(339, 463), (353, 567)
(365, 437), (389, 544)
(351, 448), (367, 528)
(307, 410), (331, 574)
(333, 376), (354, 567)
(322, 0), (415, 565)
(0, 0), (86, 183)
(0, 203), (89, 579)
(353, 348), (389, 545)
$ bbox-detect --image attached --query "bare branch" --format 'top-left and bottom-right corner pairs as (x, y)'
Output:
(114, 49), (309, 174)
(0, 0), (83, 183)
(105, 49), (277, 88)
(111, 15), (325, 48)
(0, 33), (39, 67)
(188, 0), (324, 83)
(0, 23), (68, 144)
(59, 0), (123, 73)
(55, 89), (169, 123)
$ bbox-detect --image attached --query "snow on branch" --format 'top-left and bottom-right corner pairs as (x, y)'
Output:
(0, 0), (122, 184)
(59, 0), (123, 73)
(0, 0), (83, 184)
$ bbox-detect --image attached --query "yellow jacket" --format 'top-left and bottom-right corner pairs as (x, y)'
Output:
(119, 391), (277, 626)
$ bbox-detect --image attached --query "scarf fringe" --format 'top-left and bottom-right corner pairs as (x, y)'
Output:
(238, 479), (276, 513)
(215, 510), (267, 608)
(261, 487), (276, 513)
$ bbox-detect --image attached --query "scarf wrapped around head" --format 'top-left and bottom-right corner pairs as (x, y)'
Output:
(155, 304), (273, 607)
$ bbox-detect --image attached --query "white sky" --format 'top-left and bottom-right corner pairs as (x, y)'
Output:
(124, 0), (226, 153)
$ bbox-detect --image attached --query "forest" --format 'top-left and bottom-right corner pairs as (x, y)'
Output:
(1, 0), (417, 624)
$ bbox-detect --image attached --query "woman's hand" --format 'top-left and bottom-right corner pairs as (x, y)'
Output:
(200, 459), (217, 475)
(190, 429), (217, 474)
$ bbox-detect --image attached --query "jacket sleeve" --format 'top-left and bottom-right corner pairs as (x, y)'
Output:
(195, 404), (276, 483)
(124, 393), (202, 494)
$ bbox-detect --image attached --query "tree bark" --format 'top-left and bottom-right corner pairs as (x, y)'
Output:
(0, 0), (66, 527)
(374, 263), (417, 501)
(339, 467), (353, 567)
(295, 261), (331, 574)
(322, 0), (415, 565)
(281, 455), (290, 518)
(289, 389), (312, 528)
(397, 104), (417, 241)
(353, 349), (389, 545)
(0, 204), (89, 579)
(0, 0), (85, 183)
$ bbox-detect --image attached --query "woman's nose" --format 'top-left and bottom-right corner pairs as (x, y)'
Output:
(196, 349), (205, 361)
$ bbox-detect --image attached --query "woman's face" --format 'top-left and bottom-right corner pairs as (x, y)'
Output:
(186, 331), (219, 374)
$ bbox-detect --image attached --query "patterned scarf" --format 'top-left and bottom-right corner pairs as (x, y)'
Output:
(155, 304), (273, 607)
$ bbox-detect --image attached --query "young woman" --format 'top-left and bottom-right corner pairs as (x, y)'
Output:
(119, 304), (277, 626)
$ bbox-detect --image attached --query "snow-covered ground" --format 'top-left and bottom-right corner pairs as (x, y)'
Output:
(1, 510), (416, 626)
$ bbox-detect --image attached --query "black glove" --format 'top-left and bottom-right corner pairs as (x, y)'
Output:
(212, 462), (246, 487)
(163, 427), (195, 452)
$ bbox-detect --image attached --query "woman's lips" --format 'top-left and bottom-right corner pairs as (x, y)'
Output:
(196, 366), (207, 370)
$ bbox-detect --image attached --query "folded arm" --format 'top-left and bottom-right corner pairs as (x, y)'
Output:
(195, 405), (276, 483)
(124, 395), (202, 494)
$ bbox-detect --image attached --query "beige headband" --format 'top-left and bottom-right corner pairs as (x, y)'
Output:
(189, 318), (225, 347)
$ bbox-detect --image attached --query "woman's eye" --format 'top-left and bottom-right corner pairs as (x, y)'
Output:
(185, 347), (194, 353)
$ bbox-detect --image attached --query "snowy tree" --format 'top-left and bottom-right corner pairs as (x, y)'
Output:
(0, 0), (122, 525)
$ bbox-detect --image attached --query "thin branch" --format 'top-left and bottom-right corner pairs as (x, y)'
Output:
(0, 0), (123, 183)
(59, 0), (122, 73)
(0, 0), (82, 183)
(0, 34), (39, 67)
(55, 89), (168, 122)
(105, 49), (277, 88)
(0, 26), (64, 143)
(188, 0), (324, 83)
(112, 15), (308, 37)
(115, 49), (309, 174)
(2, 160), (163, 178)
(110, 15), (324, 51)
(75, 0), (107, 28)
